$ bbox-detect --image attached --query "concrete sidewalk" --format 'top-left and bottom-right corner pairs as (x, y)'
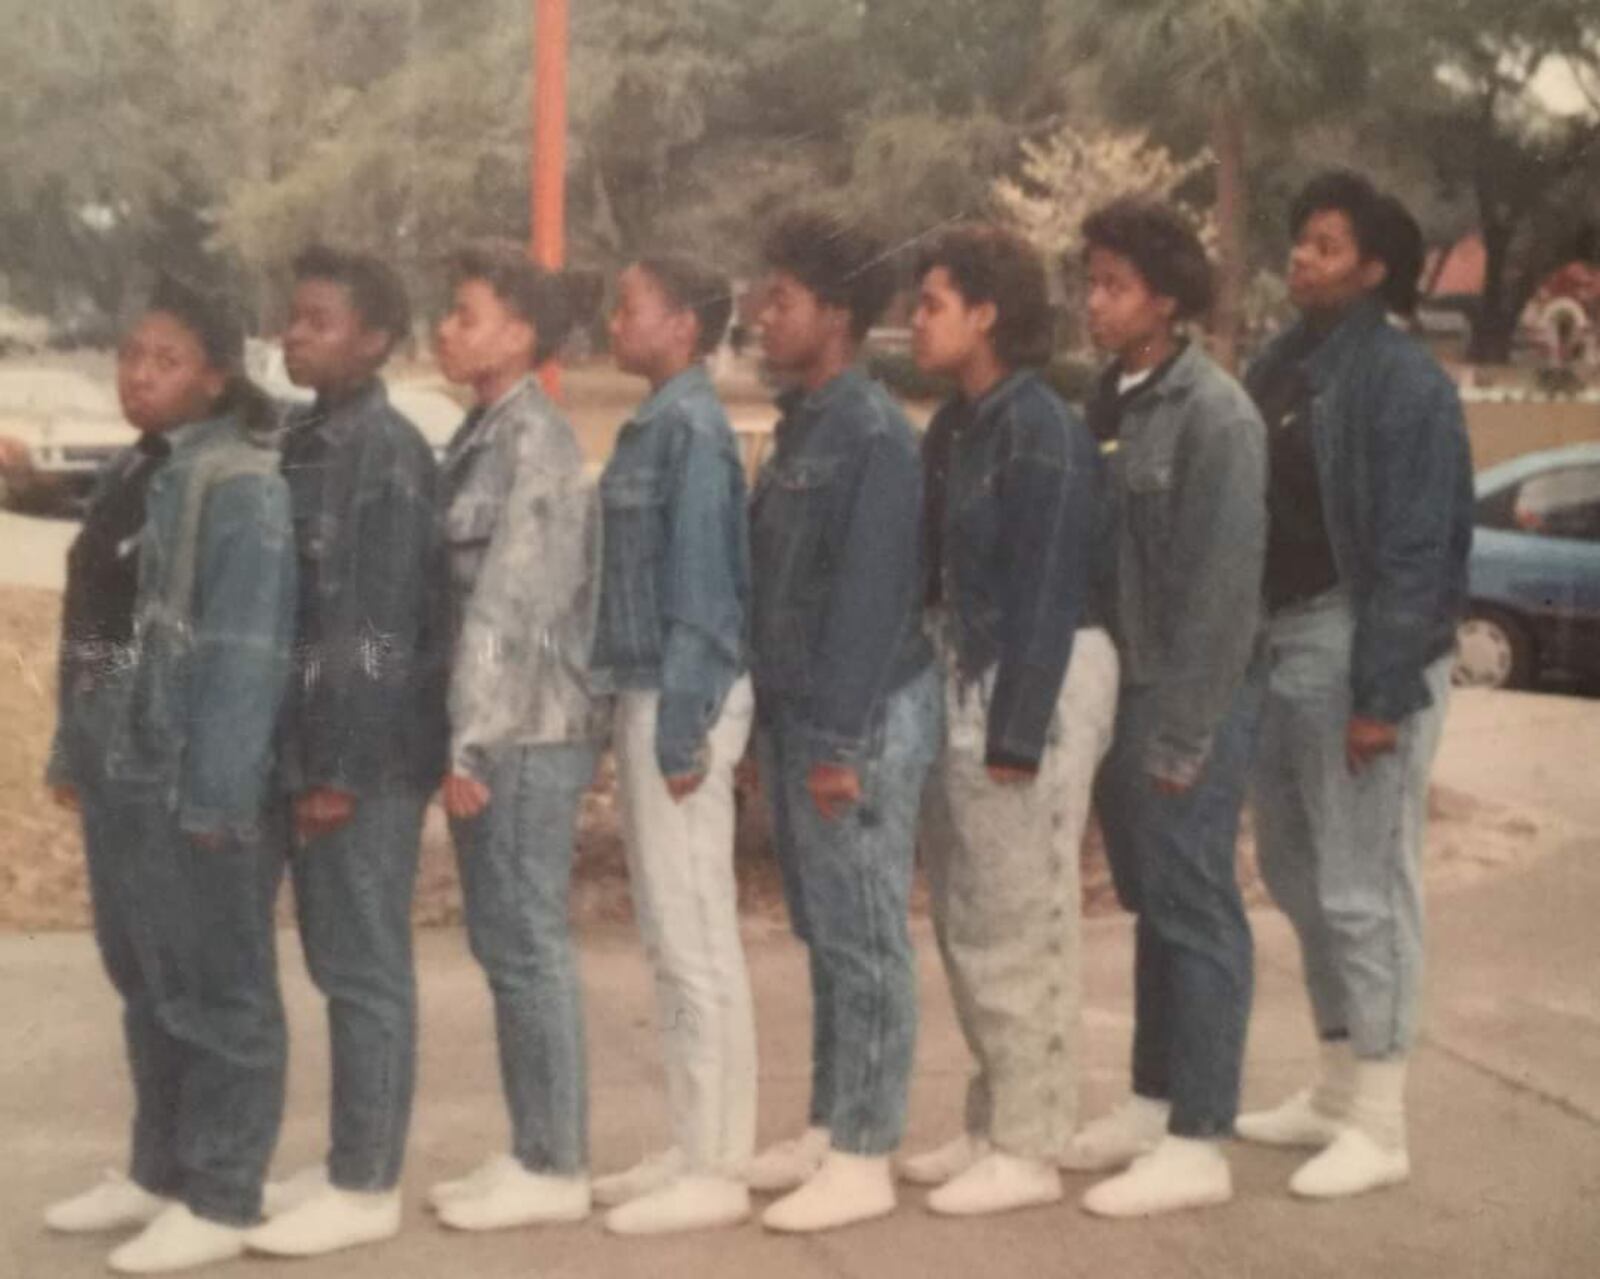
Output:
(3, 692), (1597, 1279)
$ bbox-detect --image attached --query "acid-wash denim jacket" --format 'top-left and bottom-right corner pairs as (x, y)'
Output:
(1106, 342), (1267, 786)
(279, 381), (449, 797)
(442, 376), (603, 781)
(47, 413), (297, 838)
(590, 365), (748, 778)
(924, 369), (1104, 771)
(1248, 299), (1473, 723)
(748, 367), (933, 767)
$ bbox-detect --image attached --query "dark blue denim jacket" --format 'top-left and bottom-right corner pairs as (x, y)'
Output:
(591, 365), (748, 777)
(749, 367), (932, 767)
(48, 413), (296, 839)
(924, 369), (1103, 771)
(1248, 300), (1473, 722)
(279, 381), (449, 797)
(1104, 342), (1267, 786)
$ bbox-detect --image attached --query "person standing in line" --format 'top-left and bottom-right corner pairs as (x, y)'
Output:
(245, 247), (447, 1259)
(1062, 199), (1269, 1218)
(898, 224), (1119, 1217)
(426, 243), (606, 1233)
(1234, 172), (1472, 1200)
(43, 278), (297, 1275)
(585, 256), (758, 1235)
(741, 211), (942, 1233)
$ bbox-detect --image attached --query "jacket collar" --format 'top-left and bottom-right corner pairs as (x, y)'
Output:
(632, 364), (713, 428)
(775, 365), (872, 421)
(162, 411), (238, 459)
(1272, 296), (1389, 390)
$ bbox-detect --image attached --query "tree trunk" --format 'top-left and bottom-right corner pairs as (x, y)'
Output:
(1469, 219), (1518, 365)
(1210, 98), (1247, 371)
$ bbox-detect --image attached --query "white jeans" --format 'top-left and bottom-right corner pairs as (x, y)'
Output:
(613, 677), (757, 1174)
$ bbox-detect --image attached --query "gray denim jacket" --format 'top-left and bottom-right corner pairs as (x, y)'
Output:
(1105, 342), (1267, 785)
(441, 376), (603, 780)
(48, 413), (297, 838)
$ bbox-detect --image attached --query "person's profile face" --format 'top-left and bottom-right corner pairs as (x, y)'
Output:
(433, 278), (536, 389)
(911, 266), (992, 380)
(1287, 207), (1386, 316)
(1084, 246), (1173, 361)
(283, 278), (389, 393)
(755, 270), (836, 377)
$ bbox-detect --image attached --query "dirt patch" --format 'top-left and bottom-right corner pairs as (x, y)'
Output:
(0, 585), (1560, 933)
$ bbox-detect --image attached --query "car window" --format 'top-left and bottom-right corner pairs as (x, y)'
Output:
(1512, 464), (1600, 542)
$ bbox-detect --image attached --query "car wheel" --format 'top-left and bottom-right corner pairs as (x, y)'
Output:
(1454, 607), (1534, 690)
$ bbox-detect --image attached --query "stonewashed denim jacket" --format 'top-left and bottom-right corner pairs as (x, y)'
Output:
(1247, 300), (1473, 723)
(749, 367), (933, 767)
(442, 376), (603, 781)
(1106, 342), (1267, 786)
(924, 369), (1104, 771)
(48, 413), (297, 838)
(590, 365), (748, 777)
(279, 381), (449, 797)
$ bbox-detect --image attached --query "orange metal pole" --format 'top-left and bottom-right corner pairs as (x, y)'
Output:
(531, 0), (568, 397)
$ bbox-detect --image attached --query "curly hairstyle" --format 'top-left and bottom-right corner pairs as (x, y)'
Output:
(914, 223), (1053, 368)
(292, 244), (412, 352)
(1080, 198), (1215, 322)
(1289, 170), (1423, 315)
(761, 210), (895, 341)
(633, 255), (734, 357)
(447, 240), (575, 364)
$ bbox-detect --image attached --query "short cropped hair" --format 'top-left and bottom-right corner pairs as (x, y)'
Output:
(1289, 170), (1423, 315)
(914, 224), (1053, 368)
(292, 244), (412, 352)
(761, 210), (895, 341)
(448, 240), (574, 364)
(1080, 198), (1215, 322)
(634, 255), (734, 357)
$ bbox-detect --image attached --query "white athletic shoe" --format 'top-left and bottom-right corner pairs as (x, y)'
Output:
(592, 1148), (687, 1207)
(244, 1185), (401, 1257)
(1236, 1089), (1346, 1148)
(762, 1152), (895, 1233)
(260, 1164), (331, 1219)
(898, 1133), (989, 1186)
(604, 1174), (750, 1235)
(744, 1126), (831, 1193)
(1290, 1128), (1410, 1199)
(107, 1204), (247, 1275)
(1080, 1136), (1232, 1218)
(1059, 1096), (1171, 1173)
(435, 1165), (589, 1232)
(44, 1171), (172, 1235)
(926, 1150), (1062, 1217)
(426, 1153), (521, 1212)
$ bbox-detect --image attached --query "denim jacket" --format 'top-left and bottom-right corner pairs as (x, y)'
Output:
(279, 381), (449, 797)
(749, 367), (933, 767)
(924, 369), (1104, 771)
(1248, 299), (1473, 723)
(442, 376), (603, 780)
(48, 413), (297, 838)
(1106, 342), (1267, 786)
(590, 365), (748, 777)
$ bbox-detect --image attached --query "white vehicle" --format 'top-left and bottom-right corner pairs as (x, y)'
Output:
(0, 367), (130, 512)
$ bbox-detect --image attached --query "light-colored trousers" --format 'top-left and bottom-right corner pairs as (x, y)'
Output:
(921, 628), (1119, 1159)
(1252, 590), (1453, 1059)
(613, 676), (758, 1174)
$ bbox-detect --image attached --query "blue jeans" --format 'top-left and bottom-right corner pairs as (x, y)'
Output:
(79, 769), (287, 1226)
(757, 665), (942, 1155)
(1094, 679), (1259, 1138)
(1251, 591), (1452, 1058)
(448, 741), (597, 1175)
(287, 789), (427, 1191)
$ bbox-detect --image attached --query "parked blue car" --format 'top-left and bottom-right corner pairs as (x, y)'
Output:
(1456, 443), (1600, 689)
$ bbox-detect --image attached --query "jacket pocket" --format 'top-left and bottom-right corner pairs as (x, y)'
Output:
(598, 466), (668, 664)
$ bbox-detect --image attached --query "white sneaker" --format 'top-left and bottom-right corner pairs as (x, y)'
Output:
(427, 1153), (520, 1212)
(927, 1150), (1062, 1217)
(1080, 1136), (1232, 1218)
(592, 1148), (687, 1207)
(107, 1204), (246, 1275)
(261, 1164), (331, 1218)
(745, 1126), (830, 1193)
(762, 1152), (895, 1233)
(435, 1165), (589, 1232)
(44, 1171), (172, 1234)
(899, 1133), (989, 1186)
(604, 1174), (750, 1235)
(1236, 1088), (1346, 1148)
(244, 1186), (401, 1257)
(1289, 1128), (1410, 1199)
(1059, 1096), (1171, 1173)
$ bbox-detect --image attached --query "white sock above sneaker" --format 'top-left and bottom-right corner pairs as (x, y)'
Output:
(592, 1148), (687, 1207)
(107, 1204), (246, 1275)
(44, 1171), (172, 1235)
(603, 1174), (750, 1235)
(899, 1133), (989, 1186)
(1290, 1057), (1410, 1199)
(435, 1165), (589, 1232)
(1060, 1096), (1170, 1173)
(926, 1150), (1062, 1217)
(745, 1126), (830, 1193)
(1080, 1136), (1232, 1219)
(762, 1151), (895, 1234)
(244, 1186), (401, 1257)
(261, 1164), (331, 1219)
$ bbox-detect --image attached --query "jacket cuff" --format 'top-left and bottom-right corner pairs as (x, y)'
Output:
(1144, 735), (1207, 790)
(1351, 676), (1428, 726)
(982, 747), (1041, 774)
(805, 725), (866, 770)
(177, 801), (261, 844)
(655, 733), (707, 781)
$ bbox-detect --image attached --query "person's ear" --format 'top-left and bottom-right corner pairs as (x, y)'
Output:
(971, 299), (998, 341)
(511, 316), (539, 365)
(1358, 257), (1388, 295)
(1154, 293), (1178, 324)
(356, 326), (392, 368)
(668, 307), (700, 359)
(199, 367), (229, 406)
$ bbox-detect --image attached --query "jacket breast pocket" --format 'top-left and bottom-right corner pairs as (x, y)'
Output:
(761, 454), (844, 593)
(599, 466), (668, 653)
